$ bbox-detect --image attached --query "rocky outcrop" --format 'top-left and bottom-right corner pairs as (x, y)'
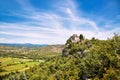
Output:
(77, 47), (84, 57)
(62, 34), (91, 58)
(70, 34), (80, 43)
(62, 48), (69, 57)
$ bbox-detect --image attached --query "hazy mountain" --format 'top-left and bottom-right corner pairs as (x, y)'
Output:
(0, 43), (48, 47)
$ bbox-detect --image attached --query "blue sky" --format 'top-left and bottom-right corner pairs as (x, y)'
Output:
(0, 0), (120, 44)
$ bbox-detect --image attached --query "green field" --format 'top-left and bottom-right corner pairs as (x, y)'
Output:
(0, 57), (42, 76)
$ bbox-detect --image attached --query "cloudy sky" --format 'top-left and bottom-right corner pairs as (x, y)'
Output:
(0, 0), (120, 44)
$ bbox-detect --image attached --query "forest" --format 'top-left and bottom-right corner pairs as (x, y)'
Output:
(0, 33), (120, 80)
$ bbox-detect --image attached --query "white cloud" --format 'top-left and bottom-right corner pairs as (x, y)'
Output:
(66, 8), (72, 15)
(0, 0), (119, 44)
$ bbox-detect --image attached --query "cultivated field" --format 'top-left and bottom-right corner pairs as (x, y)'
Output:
(0, 57), (42, 76)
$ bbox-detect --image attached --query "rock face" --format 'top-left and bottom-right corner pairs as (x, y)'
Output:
(70, 34), (80, 43)
(77, 48), (84, 57)
(62, 48), (69, 57)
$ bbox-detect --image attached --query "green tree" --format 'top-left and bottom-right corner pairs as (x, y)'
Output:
(79, 34), (84, 40)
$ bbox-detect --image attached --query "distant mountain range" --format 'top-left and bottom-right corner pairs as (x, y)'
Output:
(0, 43), (48, 47)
